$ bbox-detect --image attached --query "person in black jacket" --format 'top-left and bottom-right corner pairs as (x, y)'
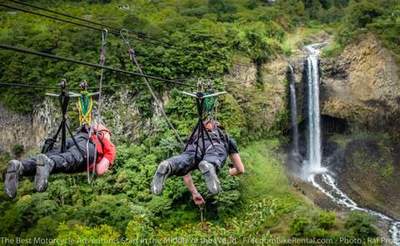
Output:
(151, 120), (244, 204)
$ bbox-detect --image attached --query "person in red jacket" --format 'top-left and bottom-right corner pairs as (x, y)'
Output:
(4, 123), (116, 199)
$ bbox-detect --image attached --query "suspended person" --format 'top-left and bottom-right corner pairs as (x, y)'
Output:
(151, 119), (244, 203)
(4, 123), (116, 199)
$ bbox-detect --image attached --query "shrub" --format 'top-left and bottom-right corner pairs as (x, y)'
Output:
(344, 212), (378, 240)
(290, 216), (312, 237)
(317, 211), (336, 230)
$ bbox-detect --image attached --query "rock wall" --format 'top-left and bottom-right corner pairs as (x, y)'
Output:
(224, 56), (289, 137)
(0, 98), (58, 154)
(0, 89), (169, 156)
(319, 33), (400, 219)
(321, 33), (400, 132)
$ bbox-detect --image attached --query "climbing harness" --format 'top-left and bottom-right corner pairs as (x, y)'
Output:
(180, 80), (226, 160)
(120, 29), (183, 145)
(42, 79), (85, 161)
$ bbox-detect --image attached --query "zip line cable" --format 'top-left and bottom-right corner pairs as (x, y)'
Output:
(8, 0), (173, 48)
(2, 1), (174, 49)
(0, 82), (136, 91)
(2, 2), (218, 81)
(0, 3), (109, 34)
(0, 44), (196, 88)
(0, 82), (62, 90)
(120, 30), (183, 145)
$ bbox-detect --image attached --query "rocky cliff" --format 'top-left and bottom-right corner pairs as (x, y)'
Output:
(321, 33), (400, 133)
(319, 33), (400, 219)
(0, 90), (161, 156)
(225, 56), (289, 138)
(0, 99), (58, 155)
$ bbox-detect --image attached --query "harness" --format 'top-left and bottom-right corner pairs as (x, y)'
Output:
(180, 81), (227, 163)
(41, 80), (85, 161)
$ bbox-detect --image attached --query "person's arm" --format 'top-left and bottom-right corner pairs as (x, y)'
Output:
(229, 153), (245, 176)
(226, 137), (244, 176)
(96, 158), (110, 176)
(96, 137), (116, 176)
(183, 173), (205, 206)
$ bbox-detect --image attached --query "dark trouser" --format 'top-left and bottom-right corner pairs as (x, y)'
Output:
(167, 143), (228, 176)
(21, 133), (96, 176)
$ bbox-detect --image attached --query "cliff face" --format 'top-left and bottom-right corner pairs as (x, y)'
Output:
(319, 33), (400, 219)
(0, 91), (157, 155)
(225, 56), (288, 137)
(321, 33), (400, 133)
(0, 99), (58, 154)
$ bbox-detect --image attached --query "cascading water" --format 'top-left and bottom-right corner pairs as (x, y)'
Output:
(302, 44), (325, 178)
(301, 44), (400, 245)
(288, 64), (299, 154)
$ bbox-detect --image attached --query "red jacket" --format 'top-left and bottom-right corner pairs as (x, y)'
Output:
(88, 130), (116, 170)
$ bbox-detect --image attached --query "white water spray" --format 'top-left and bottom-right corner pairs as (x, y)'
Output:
(302, 44), (400, 245)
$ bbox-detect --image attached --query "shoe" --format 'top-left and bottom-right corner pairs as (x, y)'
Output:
(199, 161), (221, 195)
(4, 160), (23, 199)
(151, 161), (171, 195)
(34, 154), (54, 192)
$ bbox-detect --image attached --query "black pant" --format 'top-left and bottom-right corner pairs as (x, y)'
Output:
(168, 143), (228, 176)
(21, 133), (96, 176)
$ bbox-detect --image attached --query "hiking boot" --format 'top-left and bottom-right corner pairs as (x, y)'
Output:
(199, 161), (221, 195)
(151, 161), (171, 195)
(34, 154), (55, 192)
(4, 160), (23, 199)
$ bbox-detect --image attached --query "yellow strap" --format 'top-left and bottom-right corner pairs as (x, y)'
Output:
(77, 97), (94, 125)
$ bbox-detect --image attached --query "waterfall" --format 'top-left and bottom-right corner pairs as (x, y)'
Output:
(302, 45), (325, 178)
(288, 64), (299, 154)
(302, 43), (400, 245)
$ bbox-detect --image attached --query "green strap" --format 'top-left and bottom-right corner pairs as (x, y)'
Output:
(79, 91), (91, 115)
(204, 92), (217, 113)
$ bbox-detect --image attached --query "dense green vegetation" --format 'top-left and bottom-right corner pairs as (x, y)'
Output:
(2, 0), (397, 244)
(0, 140), (378, 244)
(323, 0), (400, 58)
(0, 0), (351, 114)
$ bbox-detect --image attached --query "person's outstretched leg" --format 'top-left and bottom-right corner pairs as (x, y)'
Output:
(151, 160), (173, 195)
(34, 154), (55, 192)
(35, 138), (94, 192)
(199, 144), (227, 195)
(4, 160), (23, 198)
(198, 160), (221, 195)
(4, 159), (37, 198)
(151, 152), (195, 195)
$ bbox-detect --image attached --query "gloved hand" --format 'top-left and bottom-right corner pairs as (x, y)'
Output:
(192, 191), (205, 206)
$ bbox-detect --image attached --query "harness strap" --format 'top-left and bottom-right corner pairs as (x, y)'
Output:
(86, 29), (108, 184)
